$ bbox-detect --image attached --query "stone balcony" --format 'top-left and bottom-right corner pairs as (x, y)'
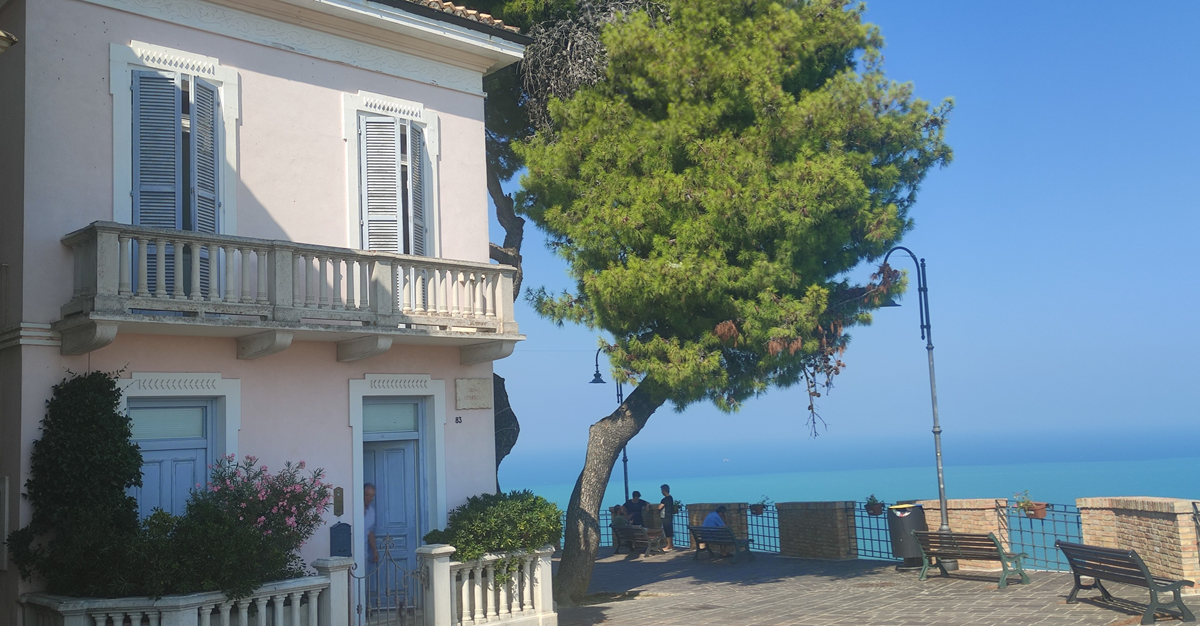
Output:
(55, 221), (522, 363)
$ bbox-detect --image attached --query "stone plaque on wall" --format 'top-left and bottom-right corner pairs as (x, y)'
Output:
(456, 378), (493, 410)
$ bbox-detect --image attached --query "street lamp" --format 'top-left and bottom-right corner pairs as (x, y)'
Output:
(591, 347), (629, 502)
(881, 246), (951, 535)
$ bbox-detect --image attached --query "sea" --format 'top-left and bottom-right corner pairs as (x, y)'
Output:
(510, 456), (1200, 512)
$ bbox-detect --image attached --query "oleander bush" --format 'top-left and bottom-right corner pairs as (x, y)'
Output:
(5, 371), (331, 599)
(423, 490), (562, 562)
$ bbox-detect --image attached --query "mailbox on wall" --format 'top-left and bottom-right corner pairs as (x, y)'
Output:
(330, 522), (352, 557)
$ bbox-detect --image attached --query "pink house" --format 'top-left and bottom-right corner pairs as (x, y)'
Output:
(0, 0), (528, 620)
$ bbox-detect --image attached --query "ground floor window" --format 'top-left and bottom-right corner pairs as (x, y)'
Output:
(127, 397), (216, 518)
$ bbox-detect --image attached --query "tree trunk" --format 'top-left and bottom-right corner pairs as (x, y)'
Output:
(493, 373), (521, 492)
(554, 384), (666, 603)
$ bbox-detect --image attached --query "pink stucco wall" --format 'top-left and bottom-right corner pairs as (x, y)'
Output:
(2, 0), (509, 614)
(20, 0), (490, 324)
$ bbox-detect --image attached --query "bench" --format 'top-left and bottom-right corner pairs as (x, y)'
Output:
(687, 525), (754, 562)
(612, 525), (665, 556)
(912, 530), (1029, 589)
(1056, 540), (1196, 625)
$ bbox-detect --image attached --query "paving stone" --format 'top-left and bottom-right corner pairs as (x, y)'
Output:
(554, 550), (1190, 626)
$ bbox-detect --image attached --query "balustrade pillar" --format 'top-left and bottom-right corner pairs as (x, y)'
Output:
(154, 238), (167, 298)
(172, 240), (184, 299)
(189, 242), (203, 301)
(224, 246), (238, 302)
(257, 249), (270, 305)
(370, 261), (394, 316)
(118, 236), (132, 296)
(312, 556), (353, 626)
(332, 258), (343, 309)
(318, 256), (328, 308)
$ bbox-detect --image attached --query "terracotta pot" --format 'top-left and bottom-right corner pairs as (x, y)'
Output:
(866, 503), (884, 516)
(750, 504), (765, 515)
(1023, 502), (1048, 519)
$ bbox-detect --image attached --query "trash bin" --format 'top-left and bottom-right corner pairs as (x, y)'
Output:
(888, 504), (928, 570)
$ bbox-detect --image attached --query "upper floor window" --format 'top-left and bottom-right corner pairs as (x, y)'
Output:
(345, 92), (440, 257)
(111, 42), (240, 233)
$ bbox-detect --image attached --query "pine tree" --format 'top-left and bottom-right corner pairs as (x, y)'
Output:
(514, 0), (953, 600)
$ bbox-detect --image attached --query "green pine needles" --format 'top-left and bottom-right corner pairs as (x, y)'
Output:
(516, 0), (952, 423)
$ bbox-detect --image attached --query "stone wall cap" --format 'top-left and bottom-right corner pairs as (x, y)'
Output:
(776, 501), (855, 510)
(1075, 496), (1198, 514)
(900, 498), (1006, 509)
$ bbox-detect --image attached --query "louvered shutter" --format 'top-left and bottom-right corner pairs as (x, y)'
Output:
(190, 78), (220, 296)
(407, 123), (427, 257)
(132, 70), (183, 294)
(360, 116), (402, 254)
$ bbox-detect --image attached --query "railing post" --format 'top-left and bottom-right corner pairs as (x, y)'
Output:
(416, 544), (456, 626)
(268, 247), (294, 317)
(371, 260), (394, 317)
(534, 548), (554, 615)
(312, 556), (355, 626)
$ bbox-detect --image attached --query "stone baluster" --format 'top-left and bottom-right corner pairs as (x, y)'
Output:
(450, 271), (461, 316)
(256, 249), (270, 304)
(238, 600), (250, 626)
(238, 248), (251, 303)
(472, 565), (484, 624)
(136, 238), (149, 297)
(317, 256), (328, 308)
(360, 260), (371, 310)
(459, 570), (470, 625)
(154, 238), (167, 298)
(172, 239), (184, 299)
(305, 589), (318, 626)
(224, 246), (238, 303)
(426, 267), (439, 315)
(289, 591), (302, 626)
(189, 242), (203, 301)
(271, 594), (284, 626)
(332, 257), (343, 309)
(437, 269), (450, 315)
(292, 254), (303, 307)
(303, 255), (317, 308)
(218, 601), (231, 626)
(485, 562), (498, 620)
(473, 272), (484, 318)
(500, 569), (511, 616)
(486, 272), (497, 318)
(207, 245), (221, 303)
(118, 235), (132, 296)
(415, 267), (428, 314)
(522, 557), (533, 612)
(399, 263), (412, 314)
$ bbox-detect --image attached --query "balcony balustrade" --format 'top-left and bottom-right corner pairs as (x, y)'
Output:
(55, 222), (521, 362)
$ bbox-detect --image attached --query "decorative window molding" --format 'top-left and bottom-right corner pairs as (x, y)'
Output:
(349, 374), (447, 580)
(110, 42), (240, 233)
(81, 0), (489, 95)
(343, 91), (441, 254)
(119, 373), (240, 463)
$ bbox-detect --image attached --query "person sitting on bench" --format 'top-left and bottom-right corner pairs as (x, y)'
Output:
(623, 491), (648, 527)
(702, 506), (731, 556)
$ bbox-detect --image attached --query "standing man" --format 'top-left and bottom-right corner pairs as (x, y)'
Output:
(658, 484), (676, 551)
(623, 491), (647, 526)
(364, 483), (379, 564)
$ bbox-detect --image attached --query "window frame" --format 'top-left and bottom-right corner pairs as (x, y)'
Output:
(343, 91), (440, 256)
(110, 41), (240, 233)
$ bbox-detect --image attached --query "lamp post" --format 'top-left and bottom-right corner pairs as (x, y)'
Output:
(881, 246), (951, 535)
(591, 347), (628, 502)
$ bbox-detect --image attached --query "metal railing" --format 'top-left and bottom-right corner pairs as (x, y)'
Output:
(851, 501), (899, 561)
(1002, 500), (1081, 572)
(744, 504), (780, 553)
(558, 508), (691, 551)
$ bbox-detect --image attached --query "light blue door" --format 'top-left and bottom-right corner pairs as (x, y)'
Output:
(128, 400), (214, 518)
(365, 440), (418, 576)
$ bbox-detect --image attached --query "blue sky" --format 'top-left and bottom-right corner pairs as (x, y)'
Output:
(491, 2), (1200, 492)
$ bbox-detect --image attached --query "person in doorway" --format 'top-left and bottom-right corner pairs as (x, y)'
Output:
(364, 483), (379, 564)
(623, 491), (647, 526)
(658, 484), (676, 551)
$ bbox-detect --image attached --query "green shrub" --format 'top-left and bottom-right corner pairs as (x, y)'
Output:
(5, 371), (144, 596)
(423, 490), (562, 562)
(5, 372), (331, 599)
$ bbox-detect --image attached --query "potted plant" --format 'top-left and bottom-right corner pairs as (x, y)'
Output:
(749, 496), (772, 516)
(865, 494), (885, 516)
(1014, 490), (1048, 520)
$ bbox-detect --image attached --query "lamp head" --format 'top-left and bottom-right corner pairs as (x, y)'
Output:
(879, 295), (901, 308)
(590, 371), (606, 384)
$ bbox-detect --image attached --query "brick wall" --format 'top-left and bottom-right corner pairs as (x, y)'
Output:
(1077, 497), (1200, 591)
(903, 498), (1008, 570)
(776, 502), (856, 560)
(686, 503), (748, 549)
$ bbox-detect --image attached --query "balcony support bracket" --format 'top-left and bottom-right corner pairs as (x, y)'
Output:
(460, 340), (516, 365)
(337, 336), (393, 362)
(59, 319), (119, 355)
(237, 330), (293, 360)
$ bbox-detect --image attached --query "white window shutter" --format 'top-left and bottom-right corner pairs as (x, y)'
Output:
(360, 115), (402, 254)
(132, 69), (182, 294)
(408, 123), (427, 257)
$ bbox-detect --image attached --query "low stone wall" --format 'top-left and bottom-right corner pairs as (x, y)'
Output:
(1077, 497), (1200, 591)
(777, 501), (856, 560)
(903, 498), (1008, 570)
(686, 503), (749, 549)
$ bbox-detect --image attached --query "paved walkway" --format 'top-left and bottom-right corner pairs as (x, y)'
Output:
(556, 550), (1189, 626)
